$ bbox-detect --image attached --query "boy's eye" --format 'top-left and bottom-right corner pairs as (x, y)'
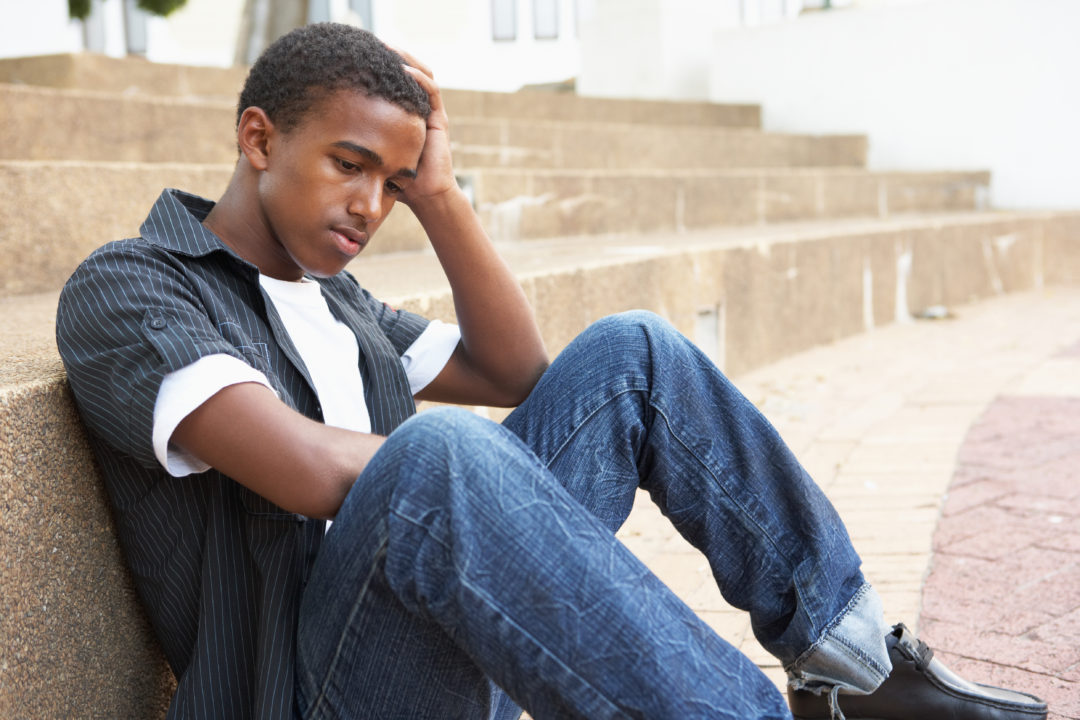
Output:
(385, 181), (402, 195)
(336, 158), (359, 172)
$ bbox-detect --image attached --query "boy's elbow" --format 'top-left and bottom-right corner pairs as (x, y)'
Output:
(494, 356), (550, 407)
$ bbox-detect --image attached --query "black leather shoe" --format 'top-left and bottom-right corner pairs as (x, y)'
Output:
(788, 624), (1048, 719)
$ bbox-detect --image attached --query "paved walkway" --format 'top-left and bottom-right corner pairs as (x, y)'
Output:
(615, 286), (1080, 717)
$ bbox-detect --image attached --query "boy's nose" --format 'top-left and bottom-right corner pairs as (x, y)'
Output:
(347, 180), (382, 222)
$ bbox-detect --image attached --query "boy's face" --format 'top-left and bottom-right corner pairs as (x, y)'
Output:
(255, 88), (426, 280)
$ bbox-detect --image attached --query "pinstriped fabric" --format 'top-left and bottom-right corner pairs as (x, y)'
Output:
(55, 189), (429, 719)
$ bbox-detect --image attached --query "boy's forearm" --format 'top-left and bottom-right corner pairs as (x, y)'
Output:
(411, 187), (549, 398)
(173, 382), (385, 519)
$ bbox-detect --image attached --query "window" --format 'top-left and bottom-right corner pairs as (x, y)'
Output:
(493, 0), (517, 41)
(534, 0), (559, 40)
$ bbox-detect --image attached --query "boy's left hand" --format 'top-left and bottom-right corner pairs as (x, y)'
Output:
(395, 48), (458, 205)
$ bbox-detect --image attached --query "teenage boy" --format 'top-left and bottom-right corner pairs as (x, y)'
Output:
(56, 22), (1048, 720)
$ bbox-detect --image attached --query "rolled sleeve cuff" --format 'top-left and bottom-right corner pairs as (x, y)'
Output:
(152, 353), (276, 477)
(401, 320), (461, 395)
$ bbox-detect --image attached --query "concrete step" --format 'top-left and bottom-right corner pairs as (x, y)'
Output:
(467, 167), (990, 242)
(0, 53), (760, 128)
(449, 119), (865, 170)
(0, 160), (990, 297)
(3, 210), (1078, 717)
(0, 83), (835, 169)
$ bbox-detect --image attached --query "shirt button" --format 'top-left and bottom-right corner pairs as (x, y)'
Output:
(149, 316), (167, 330)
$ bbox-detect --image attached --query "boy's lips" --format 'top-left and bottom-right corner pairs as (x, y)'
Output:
(331, 225), (368, 255)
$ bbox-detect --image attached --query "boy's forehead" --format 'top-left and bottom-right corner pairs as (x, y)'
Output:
(294, 88), (426, 145)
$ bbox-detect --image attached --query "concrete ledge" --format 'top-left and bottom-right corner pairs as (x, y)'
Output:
(451, 119), (865, 170)
(0, 161), (988, 296)
(442, 87), (761, 128)
(0, 53), (246, 101)
(3, 211), (1075, 716)
(0, 53), (760, 127)
(0, 329), (175, 716)
(365, 212), (1078, 371)
(0, 84), (858, 169)
(470, 168), (990, 242)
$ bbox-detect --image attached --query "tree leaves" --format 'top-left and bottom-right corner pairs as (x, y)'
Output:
(68, 0), (189, 20)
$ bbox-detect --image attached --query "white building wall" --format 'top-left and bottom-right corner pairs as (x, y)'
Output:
(370, 0), (580, 92)
(144, 0), (245, 67)
(707, 0), (1080, 209)
(577, 0), (804, 100)
(0, 0), (85, 57)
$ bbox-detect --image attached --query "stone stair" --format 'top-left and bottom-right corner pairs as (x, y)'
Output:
(1, 53), (1077, 718)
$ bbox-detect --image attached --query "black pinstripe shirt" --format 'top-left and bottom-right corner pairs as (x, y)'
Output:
(56, 189), (430, 719)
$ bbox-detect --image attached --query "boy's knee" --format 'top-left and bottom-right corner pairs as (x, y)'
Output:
(593, 310), (670, 337)
(579, 311), (678, 365)
(388, 407), (493, 458)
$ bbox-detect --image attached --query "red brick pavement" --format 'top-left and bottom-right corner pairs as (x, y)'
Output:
(920, 394), (1080, 719)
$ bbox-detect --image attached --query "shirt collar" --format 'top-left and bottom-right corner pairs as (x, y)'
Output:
(140, 189), (252, 267)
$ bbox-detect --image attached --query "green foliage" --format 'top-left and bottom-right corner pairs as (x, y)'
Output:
(68, 0), (188, 20)
(136, 0), (188, 16)
(68, 0), (92, 20)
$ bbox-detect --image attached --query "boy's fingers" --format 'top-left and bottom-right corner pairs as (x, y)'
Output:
(402, 64), (445, 114)
(389, 45), (433, 79)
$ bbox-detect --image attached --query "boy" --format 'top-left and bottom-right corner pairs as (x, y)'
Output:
(56, 22), (1047, 720)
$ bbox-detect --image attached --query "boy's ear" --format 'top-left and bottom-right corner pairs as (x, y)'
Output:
(237, 106), (275, 171)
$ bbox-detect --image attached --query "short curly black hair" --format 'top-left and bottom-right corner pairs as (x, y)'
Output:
(237, 23), (431, 132)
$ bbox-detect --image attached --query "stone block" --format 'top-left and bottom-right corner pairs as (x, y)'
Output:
(0, 53), (246, 100)
(681, 174), (760, 228)
(0, 162), (230, 296)
(0, 377), (175, 718)
(822, 171), (883, 218)
(762, 172), (820, 223)
(0, 161), (429, 297)
(883, 171), (990, 214)
(0, 84), (236, 164)
(1043, 212), (1080, 285)
(443, 88), (761, 128)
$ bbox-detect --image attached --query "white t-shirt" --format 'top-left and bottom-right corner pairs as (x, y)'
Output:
(152, 275), (461, 477)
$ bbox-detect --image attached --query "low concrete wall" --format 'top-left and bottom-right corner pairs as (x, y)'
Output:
(0, 377), (175, 719)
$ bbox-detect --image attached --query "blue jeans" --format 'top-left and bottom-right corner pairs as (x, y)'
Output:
(295, 312), (890, 719)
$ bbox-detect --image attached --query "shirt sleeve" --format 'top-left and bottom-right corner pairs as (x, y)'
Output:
(401, 320), (462, 394)
(56, 242), (256, 470)
(356, 283), (431, 356)
(152, 354), (276, 477)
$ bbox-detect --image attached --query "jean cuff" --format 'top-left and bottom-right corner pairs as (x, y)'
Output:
(785, 582), (892, 695)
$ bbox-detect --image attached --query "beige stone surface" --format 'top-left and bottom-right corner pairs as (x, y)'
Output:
(0, 83), (237, 164)
(472, 168), (991, 243)
(441, 87), (761, 128)
(0, 53), (246, 100)
(0, 375), (175, 718)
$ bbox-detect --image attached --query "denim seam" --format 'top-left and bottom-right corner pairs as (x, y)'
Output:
(783, 582), (890, 680)
(542, 385), (650, 472)
(304, 540), (390, 720)
(649, 400), (800, 592)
